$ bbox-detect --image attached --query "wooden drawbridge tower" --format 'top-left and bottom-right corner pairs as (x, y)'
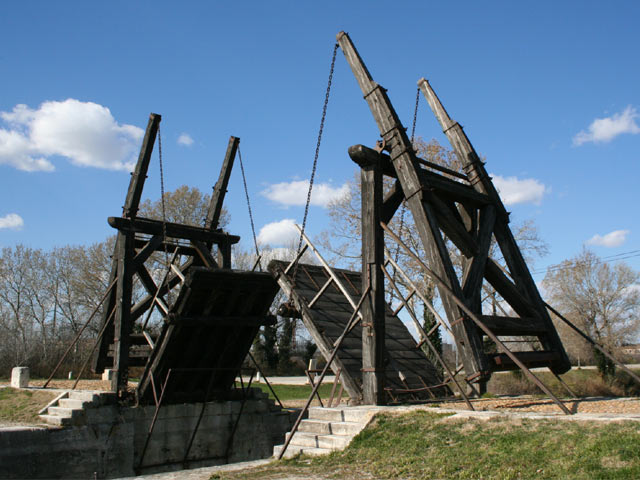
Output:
(336, 32), (571, 400)
(91, 114), (278, 402)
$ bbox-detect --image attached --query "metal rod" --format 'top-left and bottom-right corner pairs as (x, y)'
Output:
(71, 303), (117, 390)
(305, 370), (324, 407)
(545, 302), (640, 387)
(383, 266), (474, 411)
(382, 222), (571, 415)
(277, 285), (370, 459)
(248, 351), (284, 409)
(225, 369), (255, 461)
(182, 368), (219, 464)
(384, 246), (478, 395)
(552, 372), (578, 399)
(137, 369), (173, 472)
(43, 279), (117, 388)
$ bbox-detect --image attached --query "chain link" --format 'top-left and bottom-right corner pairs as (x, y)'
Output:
(238, 145), (262, 271)
(388, 88), (420, 305)
(291, 43), (339, 283)
(157, 126), (170, 268)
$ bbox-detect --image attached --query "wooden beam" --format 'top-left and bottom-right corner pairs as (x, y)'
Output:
(337, 31), (486, 376)
(133, 235), (163, 268)
(166, 315), (276, 327)
(108, 216), (240, 245)
(360, 157), (386, 405)
(462, 205), (496, 311)
(123, 114), (161, 219)
(381, 181), (404, 225)
(190, 239), (219, 269)
(206, 136), (239, 230)
(480, 315), (547, 336)
(111, 232), (135, 396)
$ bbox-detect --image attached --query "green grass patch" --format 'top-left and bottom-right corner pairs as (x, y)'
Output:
(215, 410), (640, 479)
(246, 382), (348, 403)
(0, 387), (57, 424)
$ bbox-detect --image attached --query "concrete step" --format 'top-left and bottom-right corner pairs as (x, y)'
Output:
(58, 398), (88, 409)
(68, 391), (100, 404)
(307, 407), (372, 423)
(46, 407), (85, 419)
(286, 432), (352, 449)
(273, 444), (329, 458)
(298, 419), (363, 436)
(67, 391), (116, 405)
(38, 414), (73, 427)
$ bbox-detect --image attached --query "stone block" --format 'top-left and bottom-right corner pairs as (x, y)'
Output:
(11, 366), (29, 388)
(101, 368), (115, 381)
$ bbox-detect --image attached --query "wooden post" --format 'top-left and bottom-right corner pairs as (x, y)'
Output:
(206, 136), (239, 230)
(111, 231), (135, 396)
(359, 154), (386, 405)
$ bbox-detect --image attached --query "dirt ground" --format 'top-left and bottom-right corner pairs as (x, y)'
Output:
(28, 379), (136, 391)
(446, 395), (640, 414)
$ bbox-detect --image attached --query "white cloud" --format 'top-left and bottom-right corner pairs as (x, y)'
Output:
(492, 174), (549, 206)
(0, 213), (24, 230)
(0, 99), (144, 172)
(261, 180), (349, 208)
(573, 106), (640, 145)
(586, 229), (629, 248)
(257, 219), (299, 246)
(177, 133), (194, 146)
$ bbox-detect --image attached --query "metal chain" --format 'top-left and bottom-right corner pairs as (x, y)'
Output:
(388, 88), (420, 305)
(291, 42), (338, 283)
(157, 126), (170, 268)
(238, 145), (261, 271)
(410, 86), (420, 143)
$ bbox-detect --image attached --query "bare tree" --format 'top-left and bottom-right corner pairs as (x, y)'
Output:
(544, 248), (640, 375)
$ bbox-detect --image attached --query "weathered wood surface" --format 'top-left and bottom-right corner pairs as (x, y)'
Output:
(269, 260), (446, 403)
(108, 216), (240, 245)
(337, 31), (570, 382)
(137, 268), (278, 404)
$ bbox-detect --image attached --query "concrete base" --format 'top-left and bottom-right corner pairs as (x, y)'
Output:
(0, 388), (297, 479)
(101, 369), (115, 381)
(11, 367), (29, 388)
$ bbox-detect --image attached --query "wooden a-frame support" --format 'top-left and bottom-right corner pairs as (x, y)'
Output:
(336, 31), (572, 405)
(91, 114), (241, 398)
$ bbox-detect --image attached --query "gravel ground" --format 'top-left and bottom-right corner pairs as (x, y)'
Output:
(446, 395), (640, 414)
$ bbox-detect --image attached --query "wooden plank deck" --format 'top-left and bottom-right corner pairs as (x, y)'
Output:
(136, 267), (278, 404)
(269, 260), (448, 402)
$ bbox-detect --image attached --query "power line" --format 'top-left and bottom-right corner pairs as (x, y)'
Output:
(530, 249), (640, 277)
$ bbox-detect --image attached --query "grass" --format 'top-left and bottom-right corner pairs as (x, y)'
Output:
(488, 368), (640, 398)
(214, 410), (640, 479)
(0, 387), (57, 424)
(247, 382), (348, 404)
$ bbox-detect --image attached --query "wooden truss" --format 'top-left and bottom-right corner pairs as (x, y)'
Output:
(336, 32), (572, 406)
(269, 229), (456, 405)
(91, 114), (277, 400)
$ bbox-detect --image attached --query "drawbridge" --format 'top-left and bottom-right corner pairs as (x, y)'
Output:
(88, 115), (278, 404)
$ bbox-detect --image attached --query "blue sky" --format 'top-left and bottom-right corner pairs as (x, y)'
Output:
(1, 1), (639, 278)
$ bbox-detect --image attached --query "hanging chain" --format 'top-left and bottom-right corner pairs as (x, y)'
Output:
(238, 145), (261, 271)
(291, 42), (338, 283)
(157, 126), (170, 268)
(410, 86), (420, 144)
(388, 88), (420, 305)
